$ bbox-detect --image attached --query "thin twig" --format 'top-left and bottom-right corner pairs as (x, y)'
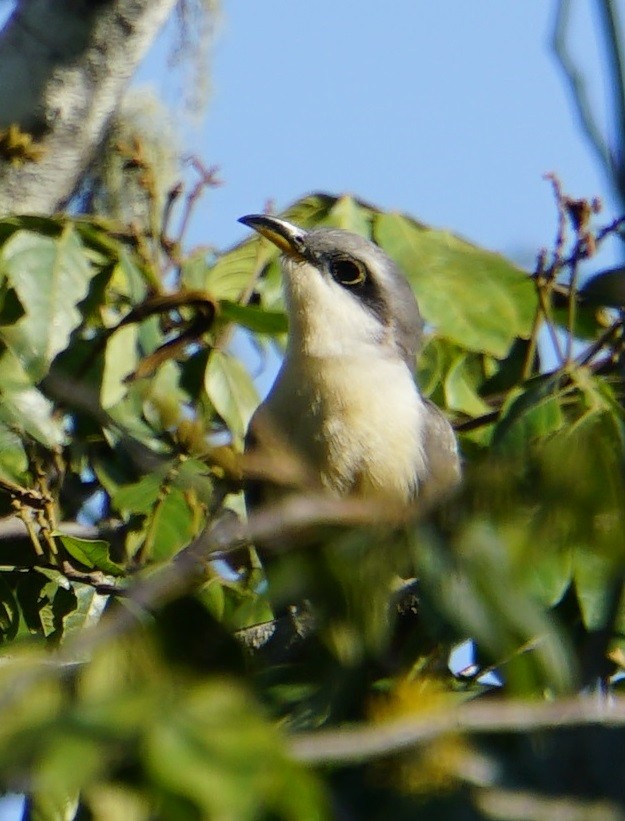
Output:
(594, 0), (625, 202)
(577, 318), (624, 367)
(552, 0), (612, 175)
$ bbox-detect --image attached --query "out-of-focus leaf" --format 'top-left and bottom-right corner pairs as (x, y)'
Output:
(494, 376), (565, 449)
(0, 227), (95, 381)
(83, 784), (152, 821)
(580, 265), (625, 307)
(111, 472), (164, 514)
(417, 337), (448, 398)
(181, 248), (215, 291)
(28, 736), (98, 819)
(573, 548), (615, 631)
(322, 195), (373, 234)
(204, 239), (271, 302)
(56, 534), (124, 576)
(205, 350), (258, 442)
(23, 790), (79, 821)
(0, 214), (66, 247)
(101, 323), (138, 408)
(145, 680), (328, 821)
(173, 457), (214, 503)
(0, 575), (19, 641)
(414, 521), (575, 695)
(280, 192), (337, 224)
(552, 302), (605, 341)
(0, 422), (28, 483)
(525, 548), (573, 608)
(219, 300), (288, 335)
(113, 246), (150, 303)
(374, 212), (536, 357)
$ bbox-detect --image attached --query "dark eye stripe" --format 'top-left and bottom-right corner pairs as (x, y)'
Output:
(325, 254), (389, 327)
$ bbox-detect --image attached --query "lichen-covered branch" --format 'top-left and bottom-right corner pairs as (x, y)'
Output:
(0, 0), (178, 214)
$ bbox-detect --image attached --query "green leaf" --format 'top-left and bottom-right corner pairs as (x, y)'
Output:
(525, 548), (572, 607)
(580, 265), (625, 307)
(113, 247), (150, 303)
(56, 534), (124, 576)
(101, 323), (138, 408)
(573, 548), (614, 630)
(205, 350), (258, 442)
(206, 194), (337, 302)
(205, 239), (272, 301)
(112, 472), (163, 514)
(322, 195), (373, 234)
(181, 248), (215, 291)
(219, 300), (288, 335)
(444, 354), (491, 416)
(0, 422), (28, 483)
(0, 575), (19, 641)
(417, 337), (447, 397)
(494, 376), (565, 449)
(146, 489), (197, 562)
(374, 212), (537, 357)
(60, 583), (109, 637)
(0, 214), (65, 247)
(0, 351), (64, 447)
(280, 192), (338, 227)
(0, 226), (95, 380)
(145, 680), (328, 821)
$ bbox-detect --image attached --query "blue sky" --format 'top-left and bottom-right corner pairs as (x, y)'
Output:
(137, 1), (621, 271)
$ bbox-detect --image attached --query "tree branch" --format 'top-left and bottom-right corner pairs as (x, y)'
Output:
(551, 0), (613, 183)
(594, 0), (625, 203)
(290, 694), (625, 764)
(0, 0), (178, 214)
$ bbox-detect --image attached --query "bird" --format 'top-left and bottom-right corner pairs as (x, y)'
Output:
(238, 213), (461, 516)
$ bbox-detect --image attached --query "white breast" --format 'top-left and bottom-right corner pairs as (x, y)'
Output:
(261, 353), (428, 503)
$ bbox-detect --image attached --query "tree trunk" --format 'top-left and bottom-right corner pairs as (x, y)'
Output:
(0, 0), (178, 215)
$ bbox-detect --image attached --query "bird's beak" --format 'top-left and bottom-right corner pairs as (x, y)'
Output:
(238, 214), (308, 261)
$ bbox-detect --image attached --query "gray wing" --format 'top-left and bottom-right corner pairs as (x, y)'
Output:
(419, 399), (461, 506)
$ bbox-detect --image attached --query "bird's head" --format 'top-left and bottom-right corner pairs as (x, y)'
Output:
(239, 214), (423, 366)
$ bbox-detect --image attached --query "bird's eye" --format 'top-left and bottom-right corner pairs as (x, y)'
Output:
(329, 257), (367, 287)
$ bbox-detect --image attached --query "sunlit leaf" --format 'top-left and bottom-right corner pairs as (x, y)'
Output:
(0, 422), (28, 483)
(145, 489), (197, 562)
(322, 195), (373, 234)
(219, 300), (288, 335)
(0, 351), (64, 447)
(101, 323), (138, 408)
(57, 534), (124, 576)
(205, 350), (258, 442)
(0, 226), (95, 380)
(374, 212), (537, 357)
(444, 354), (491, 416)
(61, 584), (109, 638)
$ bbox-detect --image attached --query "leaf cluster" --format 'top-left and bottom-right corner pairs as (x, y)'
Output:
(0, 179), (624, 819)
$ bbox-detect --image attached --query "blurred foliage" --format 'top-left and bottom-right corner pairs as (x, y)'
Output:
(0, 148), (625, 818)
